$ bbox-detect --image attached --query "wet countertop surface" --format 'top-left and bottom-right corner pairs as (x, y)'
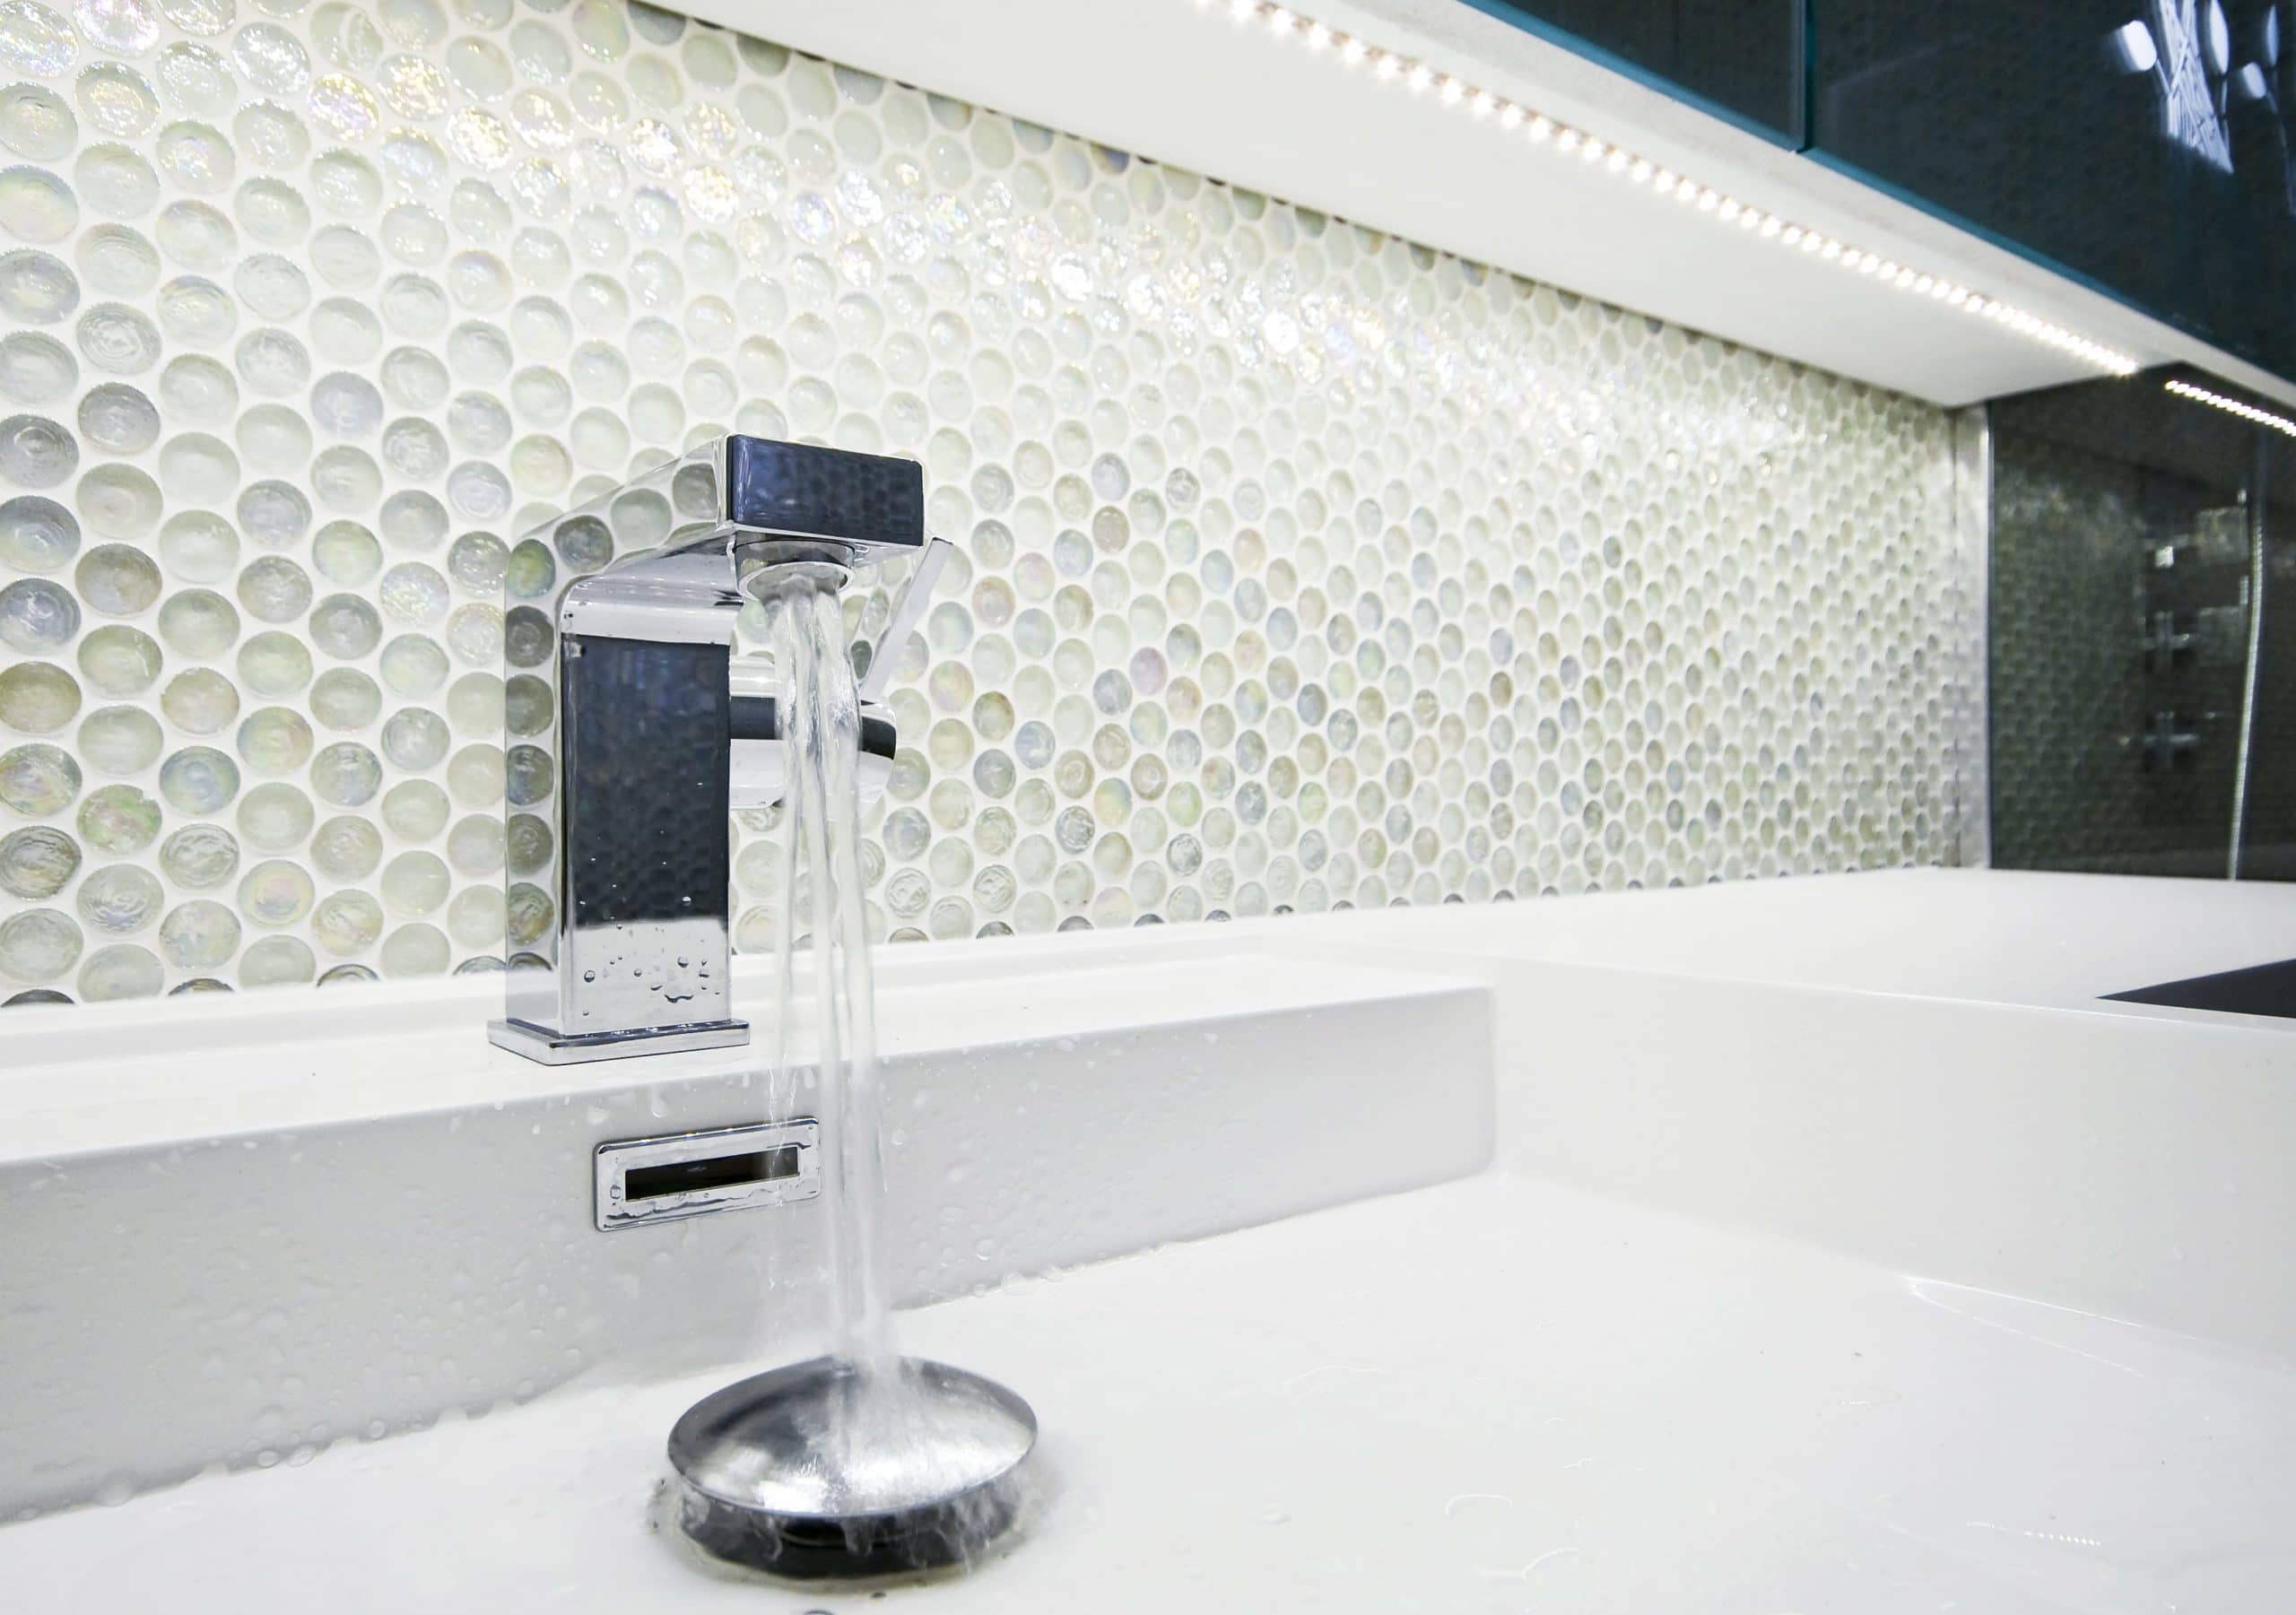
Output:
(6, 1168), (2290, 1613)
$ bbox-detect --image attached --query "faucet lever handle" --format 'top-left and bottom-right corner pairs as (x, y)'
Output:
(857, 536), (953, 704)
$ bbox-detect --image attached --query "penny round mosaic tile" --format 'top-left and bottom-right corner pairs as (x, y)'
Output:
(0, 0), (1971, 1003)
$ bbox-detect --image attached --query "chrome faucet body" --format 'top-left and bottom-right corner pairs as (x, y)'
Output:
(489, 436), (951, 1066)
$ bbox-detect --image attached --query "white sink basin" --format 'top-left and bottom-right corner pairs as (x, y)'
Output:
(5, 1174), (2292, 1611)
(3, 869), (2292, 1609)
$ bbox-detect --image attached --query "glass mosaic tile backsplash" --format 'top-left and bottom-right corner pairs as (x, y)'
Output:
(0, 0), (1973, 1002)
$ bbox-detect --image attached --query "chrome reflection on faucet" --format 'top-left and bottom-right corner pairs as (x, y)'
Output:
(490, 437), (953, 1065)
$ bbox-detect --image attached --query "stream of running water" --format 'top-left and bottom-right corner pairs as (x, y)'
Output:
(761, 573), (894, 1378)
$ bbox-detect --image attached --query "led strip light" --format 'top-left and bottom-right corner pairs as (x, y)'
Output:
(1196, 0), (2142, 378)
(2163, 378), (2296, 439)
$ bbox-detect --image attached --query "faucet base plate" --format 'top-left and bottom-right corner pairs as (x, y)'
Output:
(486, 1017), (750, 1065)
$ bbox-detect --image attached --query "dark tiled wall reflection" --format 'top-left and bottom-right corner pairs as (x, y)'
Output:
(1990, 378), (2295, 878)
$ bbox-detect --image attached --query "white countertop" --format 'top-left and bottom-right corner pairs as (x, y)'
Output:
(0, 937), (1475, 1159)
(8, 869), (2291, 1142)
(1309, 867), (2296, 1015)
(7, 1169), (2290, 1613)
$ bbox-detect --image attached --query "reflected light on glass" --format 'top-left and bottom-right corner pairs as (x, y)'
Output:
(2164, 378), (2296, 438)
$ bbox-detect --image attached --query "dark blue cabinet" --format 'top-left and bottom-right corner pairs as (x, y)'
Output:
(1469, 0), (2296, 382)
(1813, 0), (2296, 381)
(1458, 0), (1805, 143)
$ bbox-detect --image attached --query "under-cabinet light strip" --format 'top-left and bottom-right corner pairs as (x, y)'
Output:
(2163, 378), (2296, 439)
(1196, 0), (2142, 378)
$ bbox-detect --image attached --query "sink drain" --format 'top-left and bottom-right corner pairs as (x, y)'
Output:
(667, 1355), (1037, 1581)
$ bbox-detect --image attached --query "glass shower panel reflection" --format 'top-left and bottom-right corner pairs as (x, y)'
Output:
(2237, 466), (2296, 879)
(1990, 375), (2274, 878)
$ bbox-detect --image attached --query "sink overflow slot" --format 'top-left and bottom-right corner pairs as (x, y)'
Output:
(624, 1145), (803, 1202)
(595, 1120), (821, 1231)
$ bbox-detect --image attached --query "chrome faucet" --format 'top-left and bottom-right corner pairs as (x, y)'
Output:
(490, 436), (952, 1065)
